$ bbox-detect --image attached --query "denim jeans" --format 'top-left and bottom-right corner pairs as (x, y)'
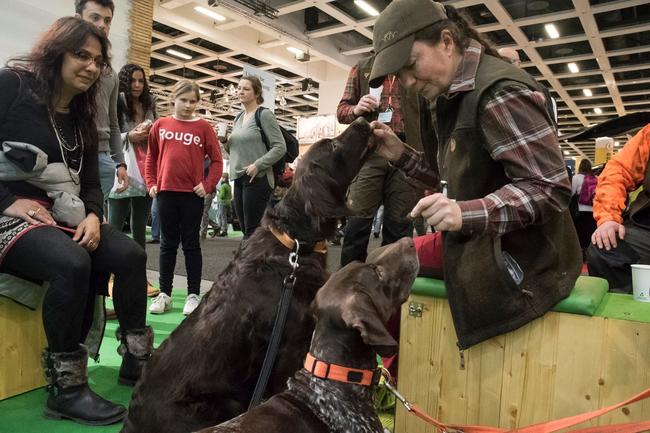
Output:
(150, 198), (160, 241)
(98, 151), (116, 201)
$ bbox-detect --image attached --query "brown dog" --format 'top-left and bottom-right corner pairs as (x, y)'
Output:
(122, 118), (373, 433)
(196, 237), (419, 433)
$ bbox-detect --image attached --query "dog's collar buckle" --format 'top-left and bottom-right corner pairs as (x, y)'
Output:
(268, 225), (327, 255)
(304, 352), (379, 387)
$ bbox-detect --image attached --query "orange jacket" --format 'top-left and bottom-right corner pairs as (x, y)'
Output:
(593, 124), (650, 226)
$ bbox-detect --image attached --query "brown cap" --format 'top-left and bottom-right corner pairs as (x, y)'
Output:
(369, 0), (447, 87)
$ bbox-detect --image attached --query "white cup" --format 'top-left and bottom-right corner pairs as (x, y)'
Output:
(369, 85), (383, 100)
(217, 122), (227, 137)
(631, 264), (650, 302)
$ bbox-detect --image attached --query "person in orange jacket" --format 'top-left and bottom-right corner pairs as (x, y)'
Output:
(587, 124), (650, 292)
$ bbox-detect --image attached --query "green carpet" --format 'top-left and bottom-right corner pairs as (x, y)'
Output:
(0, 291), (189, 433)
(0, 286), (396, 432)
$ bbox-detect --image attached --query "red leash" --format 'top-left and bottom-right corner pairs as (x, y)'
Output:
(382, 369), (650, 433)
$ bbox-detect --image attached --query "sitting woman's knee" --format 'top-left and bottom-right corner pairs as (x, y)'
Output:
(62, 247), (93, 283)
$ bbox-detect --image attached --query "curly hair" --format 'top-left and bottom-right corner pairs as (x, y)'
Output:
(118, 63), (154, 129)
(414, 4), (499, 57)
(7, 16), (110, 148)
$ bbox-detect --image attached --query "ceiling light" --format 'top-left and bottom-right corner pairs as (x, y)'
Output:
(563, 150), (570, 156)
(544, 23), (559, 39)
(614, 141), (620, 147)
(292, 116), (300, 119)
(194, 6), (226, 21)
(354, 0), (380, 16)
(166, 49), (192, 60)
(583, 89), (592, 97)
(594, 107), (602, 114)
(568, 63), (579, 73)
(303, 94), (318, 101)
(286, 46), (303, 56)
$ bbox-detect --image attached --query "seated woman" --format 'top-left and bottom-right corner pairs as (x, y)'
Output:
(0, 17), (151, 426)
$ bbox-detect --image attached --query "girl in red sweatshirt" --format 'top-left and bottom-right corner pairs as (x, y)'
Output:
(145, 80), (222, 316)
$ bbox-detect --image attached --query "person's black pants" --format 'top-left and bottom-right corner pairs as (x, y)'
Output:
(1, 224), (147, 352)
(340, 216), (412, 266)
(587, 223), (650, 293)
(574, 211), (596, 256)
(157, 191), (204, 296)
(233, 175), (272, 239)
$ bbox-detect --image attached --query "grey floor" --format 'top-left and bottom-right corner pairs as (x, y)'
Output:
(144, 233), (384, 288)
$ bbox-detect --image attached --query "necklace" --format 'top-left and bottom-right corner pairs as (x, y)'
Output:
(49, 111), (84, 184)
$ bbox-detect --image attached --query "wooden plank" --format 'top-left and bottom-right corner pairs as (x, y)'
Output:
(395, 295), (650, 433)
(0, 297), (47, 400)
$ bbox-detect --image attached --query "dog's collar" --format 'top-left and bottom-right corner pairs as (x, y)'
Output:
(304, 352), (381, 387)
(269, 225), (327, 254)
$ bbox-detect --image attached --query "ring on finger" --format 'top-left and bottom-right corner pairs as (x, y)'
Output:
(27, 209), (36, 217)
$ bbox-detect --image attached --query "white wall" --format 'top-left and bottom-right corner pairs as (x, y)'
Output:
(0, 0), (131, 70)
(317, 64), (350, 116)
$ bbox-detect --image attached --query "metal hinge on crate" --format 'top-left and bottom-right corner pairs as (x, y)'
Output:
(408, 301), (423, 317)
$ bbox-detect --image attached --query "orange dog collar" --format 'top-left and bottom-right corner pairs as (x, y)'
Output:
(304, 352), (380, 387)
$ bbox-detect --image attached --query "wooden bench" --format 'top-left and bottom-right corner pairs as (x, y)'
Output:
(0, 296), (47, 400)
(396, 275), (650, 432)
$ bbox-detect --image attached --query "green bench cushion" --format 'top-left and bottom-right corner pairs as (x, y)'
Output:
(411, 275), (608, 317)
(594, 293), (650, 324)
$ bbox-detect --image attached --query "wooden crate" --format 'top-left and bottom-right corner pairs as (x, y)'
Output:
(0, 297), (47, 400)
(395, 295), (650, 432)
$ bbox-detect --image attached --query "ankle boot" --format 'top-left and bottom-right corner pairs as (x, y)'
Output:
(42, 345), (126, 425)
(116, 326), (153, 386)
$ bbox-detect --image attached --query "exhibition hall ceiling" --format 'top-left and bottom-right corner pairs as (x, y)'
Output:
(151, 0), (650, 160)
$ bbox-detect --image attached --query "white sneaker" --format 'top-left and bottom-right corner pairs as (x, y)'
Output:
(149, 293), (172, 314)
(183, 294), (201, 316)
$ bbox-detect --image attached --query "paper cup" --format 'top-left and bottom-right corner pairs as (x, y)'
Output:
(369, 85), (383, 100)
(631, 264), (650, 302)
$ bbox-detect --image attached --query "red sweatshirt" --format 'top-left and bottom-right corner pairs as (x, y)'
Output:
(145, 116), (223, 194)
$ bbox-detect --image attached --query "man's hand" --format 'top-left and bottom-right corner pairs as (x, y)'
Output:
(370, 121), (405, 162)
(116, 166), (129, 193)
(148, 185), (158, 198)
(592, 220), (625, 250)
(352, 94), (379, 117)
(411, 193), (462, 232)
(73, 213), (101, 252)
(193, 183), (207, 198)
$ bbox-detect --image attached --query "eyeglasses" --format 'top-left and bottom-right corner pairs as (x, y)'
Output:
(70, 50), (107, 71)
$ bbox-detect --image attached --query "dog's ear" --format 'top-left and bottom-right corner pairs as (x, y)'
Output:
(340, 290), (398, 357)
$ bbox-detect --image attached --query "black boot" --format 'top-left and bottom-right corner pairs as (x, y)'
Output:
(116, 326), (153, 386)
(42, 345), (126, 425)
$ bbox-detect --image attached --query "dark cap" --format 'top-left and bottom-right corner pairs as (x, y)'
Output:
(369, 0), (447, 87)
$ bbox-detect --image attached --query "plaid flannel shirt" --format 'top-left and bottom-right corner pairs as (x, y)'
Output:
(395, 40), (570, 235)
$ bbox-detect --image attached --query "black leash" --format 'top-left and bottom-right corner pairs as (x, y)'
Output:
(248, 240), (300, 409)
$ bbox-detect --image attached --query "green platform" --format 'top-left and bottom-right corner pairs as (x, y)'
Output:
(411, 275), (650, 322)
